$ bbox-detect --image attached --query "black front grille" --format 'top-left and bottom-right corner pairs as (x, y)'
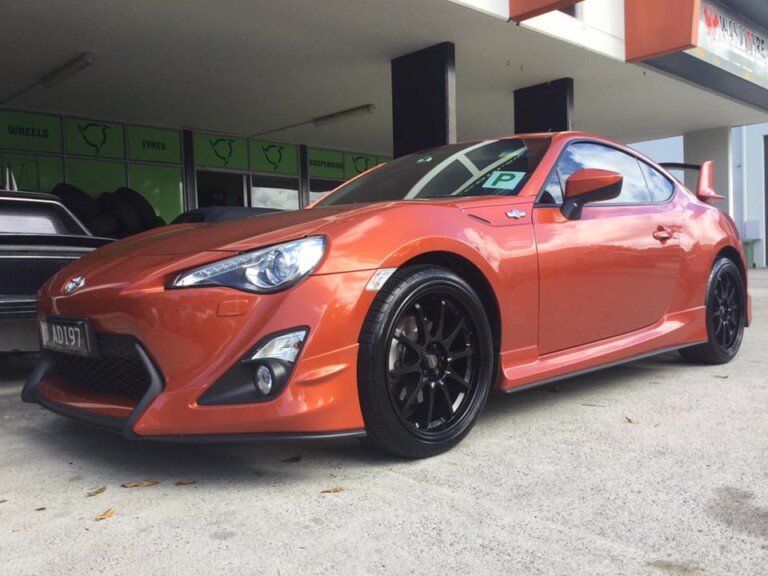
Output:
(50, 334), (151, 399)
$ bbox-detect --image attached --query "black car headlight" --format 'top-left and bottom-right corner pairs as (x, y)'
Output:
(171, 237), (326, 293)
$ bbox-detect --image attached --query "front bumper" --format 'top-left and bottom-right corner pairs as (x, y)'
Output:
(23, 265), (375, 439)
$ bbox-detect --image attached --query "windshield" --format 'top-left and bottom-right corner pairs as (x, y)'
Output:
(315, 137), (551, 207)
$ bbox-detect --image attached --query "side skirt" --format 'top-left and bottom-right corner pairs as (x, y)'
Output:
(497, 342), (705, 395)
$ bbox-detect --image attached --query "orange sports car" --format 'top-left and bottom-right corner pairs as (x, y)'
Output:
(22, 132), (750, 457)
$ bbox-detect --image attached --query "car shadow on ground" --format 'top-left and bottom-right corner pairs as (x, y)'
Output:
(10, 351), (694, 482)
(480, 350), (691, 421)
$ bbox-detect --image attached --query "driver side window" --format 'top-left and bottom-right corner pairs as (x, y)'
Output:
(538, 142), (652, 205)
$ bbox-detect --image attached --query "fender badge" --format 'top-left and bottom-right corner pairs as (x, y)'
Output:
(506, 209), (526, 220)
(64, 275), (86, 295)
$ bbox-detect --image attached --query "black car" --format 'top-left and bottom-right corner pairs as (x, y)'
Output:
(0, 191), (112, 353)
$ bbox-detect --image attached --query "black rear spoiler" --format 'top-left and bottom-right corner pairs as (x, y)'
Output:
(659, 161), (725, 204)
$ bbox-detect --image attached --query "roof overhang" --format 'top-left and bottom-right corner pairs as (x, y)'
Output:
(626, 0), (768, 111)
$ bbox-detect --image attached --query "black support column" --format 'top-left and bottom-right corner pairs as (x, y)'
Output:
(514, 78), (574, 133)
(391, 42), (456, 158)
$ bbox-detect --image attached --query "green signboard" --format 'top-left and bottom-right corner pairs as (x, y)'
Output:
(66, 159), (127, 197)
(0, 111), (62, 153)
(308, 148), (344, 180)
(195, 132), (248, 170)
(344, 152), (377, 179)
(250, 139), (298, 175)
(128, 126), (182, 164)
(129, 164), (184, 223)
(377, 156), (392, 165)
(65, 118), (125, 159)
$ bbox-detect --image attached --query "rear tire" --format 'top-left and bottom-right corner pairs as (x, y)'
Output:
(357, 266), (494, 458)
(680, 257), (745, 365)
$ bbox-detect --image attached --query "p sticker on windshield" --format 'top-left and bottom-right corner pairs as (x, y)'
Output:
(483, 171), (526, 190)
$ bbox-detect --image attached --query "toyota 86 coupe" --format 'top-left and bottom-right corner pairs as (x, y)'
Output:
(22, 132), (750, 458)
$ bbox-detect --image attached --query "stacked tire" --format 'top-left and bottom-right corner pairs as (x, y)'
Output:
(52, 183), (165, 239)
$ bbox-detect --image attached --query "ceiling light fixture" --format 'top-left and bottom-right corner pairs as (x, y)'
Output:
(0, 52), (95, 106)
(251, 103), (376, 137)
(41, 52), (94, 88)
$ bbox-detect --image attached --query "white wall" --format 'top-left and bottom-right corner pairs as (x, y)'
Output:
(734, 123), (768, 266)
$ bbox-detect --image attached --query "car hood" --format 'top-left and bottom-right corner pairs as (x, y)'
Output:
(85, 205), (377, 257)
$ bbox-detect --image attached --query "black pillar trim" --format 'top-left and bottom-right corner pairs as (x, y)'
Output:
(182, 129), (197, 210)
(391, 42), (456, 158)
(514, 78), (574, 134)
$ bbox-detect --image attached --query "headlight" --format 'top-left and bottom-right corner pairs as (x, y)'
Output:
(172, 237), (326, 293)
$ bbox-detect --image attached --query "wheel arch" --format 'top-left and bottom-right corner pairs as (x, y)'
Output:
(398, 251), (502, 362)
(715, 244), (750, 327)
(715, 245), (745, 282)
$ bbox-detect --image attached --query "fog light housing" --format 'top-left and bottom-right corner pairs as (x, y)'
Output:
(250, 329), (306, 363)
(197, 327), (309, 406)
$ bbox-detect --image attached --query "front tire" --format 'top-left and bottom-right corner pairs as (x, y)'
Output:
(680, 257), (745, 365)
(358, 266), (494, 458)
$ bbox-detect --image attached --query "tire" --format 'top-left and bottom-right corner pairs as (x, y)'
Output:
(52, 183), (101, 221)
(97, 192), (144, 238)
(84, 211), (120, 238)
(114, 187), (156, 230)
(152, 215), (166, 228)
(358, 266), (494, 458)
(680, 257), (746, 365)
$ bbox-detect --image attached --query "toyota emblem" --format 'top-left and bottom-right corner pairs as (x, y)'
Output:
(64, 275), (86, 295)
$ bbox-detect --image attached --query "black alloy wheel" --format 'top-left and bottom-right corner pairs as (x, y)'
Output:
(680, 257), (746, 365)
(358, 266), (494, 458)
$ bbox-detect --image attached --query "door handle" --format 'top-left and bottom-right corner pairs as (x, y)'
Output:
(653, 225), (673, 242)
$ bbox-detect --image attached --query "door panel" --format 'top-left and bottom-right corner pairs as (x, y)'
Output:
(534, 202), (682, 355)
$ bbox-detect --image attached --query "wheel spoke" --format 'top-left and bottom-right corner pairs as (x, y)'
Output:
(413, 303), (429, 343)
(435, 299), (446, 340)
(439, 383), (454, 414)
(445, 319), (466, 349)
(448, 348), (473, 363)
(402, 379), (427, 413)
(390, 363), (421, 378)
(394, 333), (422, 355)
(424, 385), (435, 429)
(445, 370), (470, 389)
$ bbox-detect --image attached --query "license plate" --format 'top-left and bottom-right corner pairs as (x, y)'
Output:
(41, 316), (95, 356)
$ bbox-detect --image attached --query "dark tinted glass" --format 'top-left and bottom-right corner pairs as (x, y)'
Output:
(316, 137), (551, 207)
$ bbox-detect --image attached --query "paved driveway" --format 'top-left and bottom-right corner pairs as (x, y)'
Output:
(2, 271), (767, 576)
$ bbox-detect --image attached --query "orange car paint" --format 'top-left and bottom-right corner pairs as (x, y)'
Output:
(26, 132), (749, 438)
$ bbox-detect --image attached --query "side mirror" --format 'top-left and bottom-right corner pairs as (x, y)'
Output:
(561, 169), (623, 220)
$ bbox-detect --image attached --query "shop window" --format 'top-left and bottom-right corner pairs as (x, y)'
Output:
(309, 179), (343, 205)
(251, 174), (300, 210)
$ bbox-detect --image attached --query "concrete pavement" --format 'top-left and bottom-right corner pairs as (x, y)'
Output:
(1, 271), (767, 576)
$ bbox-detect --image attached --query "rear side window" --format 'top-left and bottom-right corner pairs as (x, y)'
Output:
(639, 162), (675, 203)
(0, 201), (84, 235)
